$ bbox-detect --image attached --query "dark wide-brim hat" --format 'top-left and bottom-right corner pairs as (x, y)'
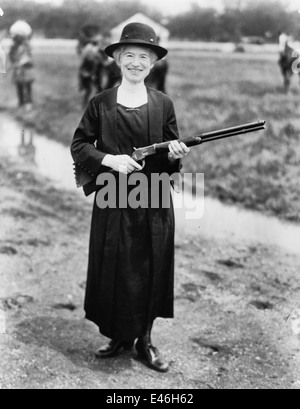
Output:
(105, 22), (168, 61)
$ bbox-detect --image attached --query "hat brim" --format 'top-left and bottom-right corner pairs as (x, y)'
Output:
(105, 40), (168, 60)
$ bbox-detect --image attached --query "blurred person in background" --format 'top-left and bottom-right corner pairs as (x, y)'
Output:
(0, 41), (5, 74)
(78, 25), (103, 107)
(278, 31), (294, 61)
(145, 55), (168, 94)
(0, 27), (6, 74)
(145, 36), (169, 94)
(8, 20), (35, 111)
(0, 8), (5, 73)
(277, 30), (299, 91)
(78, 25), (121, 107)
(78, 35), (103, 107)
(71, 22), (190, 373)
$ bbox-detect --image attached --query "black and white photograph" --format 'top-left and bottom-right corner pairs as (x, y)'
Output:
(0, 0), (300, 391)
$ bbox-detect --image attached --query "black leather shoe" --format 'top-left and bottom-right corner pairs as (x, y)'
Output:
(95, 339), (134, 359)
(136, 339), (169, 373)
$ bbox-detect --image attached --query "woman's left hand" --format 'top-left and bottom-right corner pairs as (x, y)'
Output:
(168, 140), (190, 161)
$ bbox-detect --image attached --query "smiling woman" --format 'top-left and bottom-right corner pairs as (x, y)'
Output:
(71, 22), (191, 374)
(113, 46), (156, 89)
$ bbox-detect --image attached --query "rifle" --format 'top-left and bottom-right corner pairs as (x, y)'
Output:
(74, 120), (266, 193)
(132, 120), (266, 167)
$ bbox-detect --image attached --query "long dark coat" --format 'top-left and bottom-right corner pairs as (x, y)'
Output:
(71, 87), (181, 340)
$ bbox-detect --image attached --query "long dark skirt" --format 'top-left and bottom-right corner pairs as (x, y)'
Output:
(84, 193), (175, 341)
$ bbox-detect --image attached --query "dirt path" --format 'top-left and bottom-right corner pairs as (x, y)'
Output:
(1, 154), (300, 389)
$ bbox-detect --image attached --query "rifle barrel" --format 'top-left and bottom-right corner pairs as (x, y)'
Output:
(154, 121), (265, 153)
(200, 120), (265, 140)
(200, 125), (265, 144)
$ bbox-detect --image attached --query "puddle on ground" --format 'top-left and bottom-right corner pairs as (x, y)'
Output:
(0, 113), (75, 190)
(174, 193), (300, 254)
(1, 112), (300, 254)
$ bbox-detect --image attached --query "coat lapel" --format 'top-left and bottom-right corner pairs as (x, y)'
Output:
(101, 87), (120, 154)
(147, 88), (163, 144)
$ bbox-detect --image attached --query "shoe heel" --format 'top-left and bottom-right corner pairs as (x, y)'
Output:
(123, 340), (135, 351)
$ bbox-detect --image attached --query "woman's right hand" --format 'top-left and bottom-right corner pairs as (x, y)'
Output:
(102, 154), (143, 174)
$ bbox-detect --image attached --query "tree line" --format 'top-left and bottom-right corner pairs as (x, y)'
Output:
(0, 0), (298, 42)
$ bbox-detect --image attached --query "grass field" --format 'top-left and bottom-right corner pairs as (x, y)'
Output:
(1, 48), (300, 222)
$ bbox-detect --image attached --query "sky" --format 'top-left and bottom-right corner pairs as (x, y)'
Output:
(11, 0), (300, 16)
(19, 0), (224, 14)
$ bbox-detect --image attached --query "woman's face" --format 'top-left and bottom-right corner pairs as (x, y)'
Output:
(118, 46), (155, 85)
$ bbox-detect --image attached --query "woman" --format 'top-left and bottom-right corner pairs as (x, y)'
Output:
(71, 22), (190, 373)
(9, 21), (34, 110)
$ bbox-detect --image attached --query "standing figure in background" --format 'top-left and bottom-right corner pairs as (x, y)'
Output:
(278, 30), (299, 92)
(77, 25), (103, 107)
(278, 31), (293, 64)
(78, 38), (104, 107)
(145, 36), (169, 94)
(0, 29), (6, 74)
(78, 26), (122, 107)
(8, 20), (34, 110)
(145, 57), (169, 94)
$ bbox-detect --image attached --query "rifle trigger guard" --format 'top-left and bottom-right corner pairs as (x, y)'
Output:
(133, 159), (145, 173)
(133, 147), (145, 171)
